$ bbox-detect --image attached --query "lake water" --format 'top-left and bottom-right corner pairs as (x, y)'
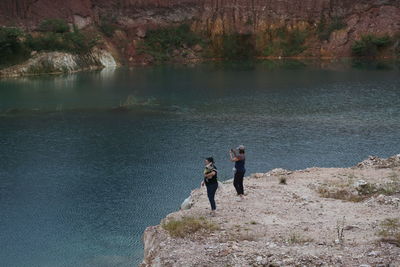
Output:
(1, 60), (400, 266)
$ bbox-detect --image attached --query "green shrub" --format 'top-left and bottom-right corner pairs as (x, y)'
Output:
(0, 27), (31, 67)
(262, 45), (278, 57)
(261, 27), (309, 57)
(352, 34), (392, 57)
(38, 19), (70, 33)
(317, 16), (347, 41)
(221, 33), (255, 59)
(65, 27), (99, 54)
(139, 24), (203, 62)
(280, 29), (308, 56)
(27, 26), (98, 54)
(1, 19), (100, 68)
(0, 27), (25, 56)
(99, 16), (117, 37)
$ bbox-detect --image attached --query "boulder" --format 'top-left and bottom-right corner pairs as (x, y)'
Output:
(180, 196), (193, 210)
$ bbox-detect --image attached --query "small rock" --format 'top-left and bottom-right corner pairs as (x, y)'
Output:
(354, 180), (368, 188)
(172, 49), (180, 56)
(252, 173), (264, 178)
(193, 44), (203, 52)
(367, 251), (379, 257)
(344, 225), (359, 230)
(136, 27), (146, 38)
(180, 196), (193, 210)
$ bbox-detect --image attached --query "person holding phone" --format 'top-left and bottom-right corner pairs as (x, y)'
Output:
(229, 145), (246, 200)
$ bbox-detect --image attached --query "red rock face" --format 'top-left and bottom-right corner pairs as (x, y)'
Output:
(2, 0), (398, 25)
(0, 0), (92, 26)
(1, 0), (399, 58)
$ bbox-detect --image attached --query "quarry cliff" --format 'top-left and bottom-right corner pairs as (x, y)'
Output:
(1, 0), (399, 67)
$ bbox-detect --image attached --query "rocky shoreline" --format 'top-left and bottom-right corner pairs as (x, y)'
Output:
(0, 49), (117, 78)
(141, 155), (400, 267)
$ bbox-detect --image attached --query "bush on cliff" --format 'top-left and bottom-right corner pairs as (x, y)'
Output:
(139, 24), (203, 62)
(280, 29), (309, 56)
(317, 16), (346, 41)
(221, 34), (256, 59)
(99, 16), (117, 37)
(0, 27), (30, 67)
(1, 19), (99, 67)
(262, 27), (309, 57)
(27, 24), (99, 54)
(352, 34), (392, 57)
(38, 19), (70, 33)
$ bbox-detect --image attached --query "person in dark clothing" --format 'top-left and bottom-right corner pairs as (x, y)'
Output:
(230, 145), (246, 200)
(201, 157), (218, 215)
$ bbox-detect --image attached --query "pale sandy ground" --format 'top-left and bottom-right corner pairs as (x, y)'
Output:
(142, 157), (400, 267)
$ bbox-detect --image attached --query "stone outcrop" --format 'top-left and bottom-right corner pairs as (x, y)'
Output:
(141, 155), (400, 266)
(0, 49), (116, 78)
(356, 154), (400, 169)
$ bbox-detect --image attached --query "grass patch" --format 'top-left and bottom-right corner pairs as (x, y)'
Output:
(222, 224), (258, 242)
(317, 174), (399, 202)
(318, 186), (364, 202)
(287, 232), (313, 244)
(227, 231), (258, 242)
(377, 218), (400, 246)
(162, 216), (219, 238)
(352, 34), (392, 57)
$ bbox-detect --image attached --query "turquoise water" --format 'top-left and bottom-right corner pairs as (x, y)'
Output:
(1, 61), (400, 266)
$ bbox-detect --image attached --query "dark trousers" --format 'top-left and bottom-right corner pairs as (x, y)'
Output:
(234, 171), (245, 195)
(206, 182), (218, 210)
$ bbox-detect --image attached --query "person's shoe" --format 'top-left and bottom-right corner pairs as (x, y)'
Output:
(210, 210), (216, 217)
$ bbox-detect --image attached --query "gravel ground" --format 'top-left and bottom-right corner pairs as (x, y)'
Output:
(142, 156), (400, 267)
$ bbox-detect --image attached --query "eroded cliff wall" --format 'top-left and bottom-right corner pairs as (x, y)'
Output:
(2, 0), (398, 26)
(1, 0), (399, 61)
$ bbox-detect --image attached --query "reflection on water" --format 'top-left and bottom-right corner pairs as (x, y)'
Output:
(0, 60), (400, 267)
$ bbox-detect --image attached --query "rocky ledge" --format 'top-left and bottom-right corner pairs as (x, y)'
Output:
(142, 155), (400, 267)
(0, 48), (116, 78)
